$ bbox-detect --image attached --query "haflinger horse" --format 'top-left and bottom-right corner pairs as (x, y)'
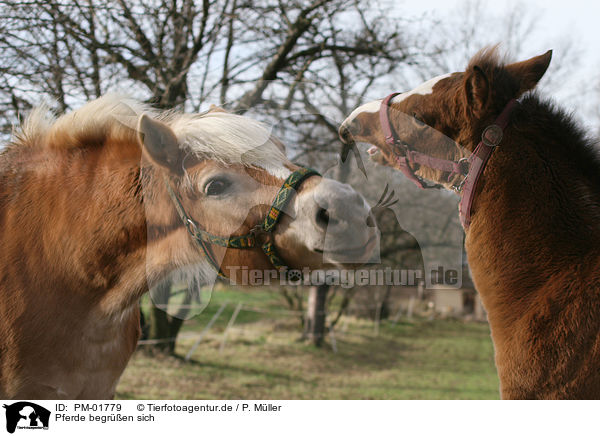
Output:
(0, 95), (377, 399)
(339, 49), (600, 399)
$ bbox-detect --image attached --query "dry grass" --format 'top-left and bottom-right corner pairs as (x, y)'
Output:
(117, 289), (499, 399)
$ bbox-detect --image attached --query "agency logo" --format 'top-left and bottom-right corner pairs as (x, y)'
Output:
(2, 402), (50, 434)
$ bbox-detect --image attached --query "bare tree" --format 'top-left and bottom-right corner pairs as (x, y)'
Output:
(0, 0), (418, 352)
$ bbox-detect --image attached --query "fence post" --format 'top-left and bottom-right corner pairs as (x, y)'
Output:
(304, 284), (329, 346)
(391, 303), (404, 325)
(407, 296), (415, 319)
(329, 328), (338, 353)
(341, 314), (349, 333)
(374, 301), (383, 336)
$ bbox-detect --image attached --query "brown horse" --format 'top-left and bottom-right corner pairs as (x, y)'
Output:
(339, 49), (600, 399)
(0, 95), (377, 399)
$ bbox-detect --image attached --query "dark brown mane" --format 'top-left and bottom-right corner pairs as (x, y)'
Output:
(467, 46), (507, 71)
(514, 93), (600, 183)
(464, 47), (530, 119)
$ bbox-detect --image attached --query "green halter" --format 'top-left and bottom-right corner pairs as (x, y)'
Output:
(164, 166), (320, 278)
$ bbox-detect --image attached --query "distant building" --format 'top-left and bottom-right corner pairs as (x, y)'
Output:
(348, 266), (487, 321)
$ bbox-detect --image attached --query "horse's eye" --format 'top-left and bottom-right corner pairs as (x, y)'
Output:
(412, 112), (426, 126)
(203, 178), (231, 196)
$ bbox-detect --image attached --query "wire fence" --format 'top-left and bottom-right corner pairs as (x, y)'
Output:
(136, 295), (434, 358)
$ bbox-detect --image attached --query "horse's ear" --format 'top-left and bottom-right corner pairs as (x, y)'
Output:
(137, 114), (183, 174)
(505, 50), (552, 96)
(464, 65), (490, 118)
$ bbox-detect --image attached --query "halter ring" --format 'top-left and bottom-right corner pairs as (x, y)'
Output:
(249, 224), (272, 246)
(482, 124), (503, 147)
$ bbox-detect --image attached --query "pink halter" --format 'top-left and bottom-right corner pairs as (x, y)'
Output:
(379, 94), (517, 229)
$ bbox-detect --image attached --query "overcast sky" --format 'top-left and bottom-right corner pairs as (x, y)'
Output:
(399, 0), (599, 66)
(388, 0), (600, 129)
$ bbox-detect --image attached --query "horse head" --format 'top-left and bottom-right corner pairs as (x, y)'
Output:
(338, 49), (552, 193)
(135, 105), (378, 284)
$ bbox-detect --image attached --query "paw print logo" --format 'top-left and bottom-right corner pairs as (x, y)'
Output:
(286, 269), (302, 284)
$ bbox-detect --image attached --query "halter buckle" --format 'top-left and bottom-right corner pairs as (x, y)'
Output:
(185, 218), (199, 235)
(393, 141), (409, 156)
(392, 142), (413, 164)
(452, 174), (468, 193)
(250, 224), (272, 246)
(481, 124), (503, 147)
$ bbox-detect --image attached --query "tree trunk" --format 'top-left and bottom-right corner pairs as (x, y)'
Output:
(146, 303), (174, 354)
(304, 283), (329, 347)
(302, 141), (352, 347)
(143, 279), (187, 355)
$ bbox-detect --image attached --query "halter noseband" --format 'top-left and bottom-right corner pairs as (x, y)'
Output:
(380, 93), (470, 190)
(164, 166), (320, 278)
(379, 93), (517, 230)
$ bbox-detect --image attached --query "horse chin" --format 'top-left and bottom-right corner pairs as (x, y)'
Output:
(280, 241), (376, 271)
(319, 231), (378, 267)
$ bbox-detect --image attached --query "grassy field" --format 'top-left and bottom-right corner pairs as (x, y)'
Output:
(117, 288), (500, 399)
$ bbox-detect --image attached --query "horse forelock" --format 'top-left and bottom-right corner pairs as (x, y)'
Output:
(11, 94), (292, 179)
(466, 45), (507, 74)
(169, 112), (291, 179)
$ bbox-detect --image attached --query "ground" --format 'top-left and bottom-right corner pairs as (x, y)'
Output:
(116, 288), (499, 399)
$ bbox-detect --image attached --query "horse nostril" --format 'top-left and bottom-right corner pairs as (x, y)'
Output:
(315, 207), (330, 229)
(338, 124), (353, 144)
(366, 212), (376, 228)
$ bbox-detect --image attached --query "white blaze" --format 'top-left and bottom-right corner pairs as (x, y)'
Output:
(340, 73), (452, 130)
(391, 73), (452, 104)
(342, 99), (383, 128)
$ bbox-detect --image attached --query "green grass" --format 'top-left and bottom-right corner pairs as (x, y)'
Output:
(120, 289), (500, 399)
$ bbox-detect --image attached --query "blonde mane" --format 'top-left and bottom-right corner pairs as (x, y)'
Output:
(13, 94), (290, 177)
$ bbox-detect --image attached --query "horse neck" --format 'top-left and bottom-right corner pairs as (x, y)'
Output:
(465, 100), (600, 324)
(1, 143), (149, 312)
